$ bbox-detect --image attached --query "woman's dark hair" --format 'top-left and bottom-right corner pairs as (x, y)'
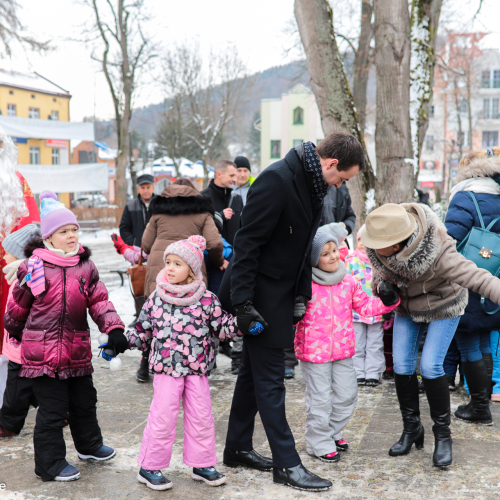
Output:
(174, 178), (197, 190)
(316, 132), (366, 172)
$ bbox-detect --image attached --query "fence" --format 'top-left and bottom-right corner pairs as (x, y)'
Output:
(71, 207), (124, 229)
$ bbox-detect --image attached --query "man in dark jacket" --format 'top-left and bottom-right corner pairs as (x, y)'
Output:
(320, 183), (356, 234)
(119, 174), (156, 247)
(219, 132), (365, 491)
(201, 160), (243, 246)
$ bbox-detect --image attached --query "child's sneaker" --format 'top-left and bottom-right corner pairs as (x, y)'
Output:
(138, 468), (172, 491)
(192, 466), (227, 486)
(357, 378), (366, 386)
(365, 378), (380, 387)
(317, 451), (340, 463)
(0, 426), (17, 437)
(77, 445), (116, 461)
(335, 439), (349, 451)
(54, 464), (81, 482)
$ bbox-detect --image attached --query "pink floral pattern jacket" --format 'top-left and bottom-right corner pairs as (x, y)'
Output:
(127, 290), (241, 377)
(295, 274), (399, 363)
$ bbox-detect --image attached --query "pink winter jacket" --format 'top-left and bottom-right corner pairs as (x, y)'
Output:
(295, 274), (399, 363)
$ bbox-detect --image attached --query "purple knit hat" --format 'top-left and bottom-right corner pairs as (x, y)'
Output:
(163, 235), (206, 279)
(39, 191), (79, 239)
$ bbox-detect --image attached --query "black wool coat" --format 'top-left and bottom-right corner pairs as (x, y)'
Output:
(320, 184), (356, 235)
(119, 194), (156, 246)
(219, 145), (322, 349)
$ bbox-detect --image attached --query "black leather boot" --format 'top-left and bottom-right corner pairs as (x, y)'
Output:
(136, 350), (150, 383)
(455, 360), (493, 425)
(223, 448), (273, 471)
(273, 463), (332, 491)
(389, 373), (424, 456)
(483, 353), (495, 396)
(422, 375), (452, 467)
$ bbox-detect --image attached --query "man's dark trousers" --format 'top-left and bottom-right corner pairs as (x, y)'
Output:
(225, 337), (301, 469)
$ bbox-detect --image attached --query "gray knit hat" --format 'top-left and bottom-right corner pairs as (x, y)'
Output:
(311, 231), (339, 267)
(2, 223), (42, 260)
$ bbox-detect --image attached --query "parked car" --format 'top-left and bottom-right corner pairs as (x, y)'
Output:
(72, 194), (108, 208)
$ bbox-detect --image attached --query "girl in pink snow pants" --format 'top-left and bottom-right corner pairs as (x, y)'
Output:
(127, 236), (242, 491)
(295, 232), (400, 463)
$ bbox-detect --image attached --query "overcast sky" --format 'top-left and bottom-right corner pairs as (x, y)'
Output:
(4, 0), (500, 122)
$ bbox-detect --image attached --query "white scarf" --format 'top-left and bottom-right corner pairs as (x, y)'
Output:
(449, 177), (500, 202)
(2, 259), (23, 285)
(43, 240), (80, 258)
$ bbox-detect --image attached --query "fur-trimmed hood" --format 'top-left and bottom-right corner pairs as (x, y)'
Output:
(23, 238), (92, 261)
(150, 185), (215, 216)
(366, 203), (447, 287)
(456, 155), (500, 183)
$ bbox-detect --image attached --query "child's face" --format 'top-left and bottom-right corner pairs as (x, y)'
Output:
(46, 225), (79, 253)
(164, 254), (191, 284)
(318, 241), (340, 273)
(3, 250), (17, 265)
(357, 239), (366, 253)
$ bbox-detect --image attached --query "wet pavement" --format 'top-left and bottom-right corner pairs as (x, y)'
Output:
(1, 235), (500, 500)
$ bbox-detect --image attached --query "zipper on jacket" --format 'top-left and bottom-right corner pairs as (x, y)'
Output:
(59, 268), (67, 367)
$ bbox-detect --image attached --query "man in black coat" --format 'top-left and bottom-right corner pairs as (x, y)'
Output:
(320, 183), (356, 234)
(219, 132), (365, 491)
(201, 160), (243, 246)
(119, 174), (156, 247)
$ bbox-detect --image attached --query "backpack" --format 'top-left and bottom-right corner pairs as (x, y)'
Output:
(456, 192), (500, 315)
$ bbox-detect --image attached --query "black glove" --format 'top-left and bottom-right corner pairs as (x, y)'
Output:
(106, 329), (129, 354)
(378, 281), (400, 306)
(234, 300), (269, 335)
(293, 295), (308, 324)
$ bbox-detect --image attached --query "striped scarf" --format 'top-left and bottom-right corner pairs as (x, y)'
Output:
(303, 141), (329, 213)
(26, 256), (45, 296)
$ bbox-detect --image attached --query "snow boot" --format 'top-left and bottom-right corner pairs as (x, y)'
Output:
(389, 373), (424, 456)
(422, 375), (452, 467)
(136, 350), (150, 383)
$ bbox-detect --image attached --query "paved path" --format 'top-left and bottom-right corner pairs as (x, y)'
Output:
(1, 236), (500, 499)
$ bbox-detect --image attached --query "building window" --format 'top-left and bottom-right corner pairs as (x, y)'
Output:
(29, 107), (39, 119)
(430, 105), (435, 118)
(494, 70), (500, 89)
(270, 140), (281, 159)
(50, 110), (59, 120)
(51, 148), (60, 165)
(484, 99), (491, 119)
(458, 99), (468, 114)
(482, 70), (491, 88)
(293, 107), (304, 125)
(493, 99), (500, 119)
(425, 135), (434, 151)
(293, 139), (303, 148)
(9, 90), (13, 95)
(7, 104), (16, 117)
(482, 131), (499, 148)
(29, 147), (40, 165)
(457, 131), (465, 147)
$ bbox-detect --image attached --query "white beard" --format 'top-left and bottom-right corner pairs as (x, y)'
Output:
(0, 128), (27, 240)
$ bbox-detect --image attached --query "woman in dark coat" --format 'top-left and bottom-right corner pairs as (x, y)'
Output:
(444, 148), (500, 425)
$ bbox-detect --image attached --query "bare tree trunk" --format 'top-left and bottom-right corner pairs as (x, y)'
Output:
(295, 0), (374, 225)
(373, 0), (414, 205)
(352, 0), (373, 135)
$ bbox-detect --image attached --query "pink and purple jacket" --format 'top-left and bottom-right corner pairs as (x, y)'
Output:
(295, 274), (399, 364)
(2, 277), (21, 364)
(345, 249), (382, 324)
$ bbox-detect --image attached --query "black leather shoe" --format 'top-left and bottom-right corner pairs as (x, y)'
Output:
(273, 464), (332, 491)
(223, 448), (273, 471)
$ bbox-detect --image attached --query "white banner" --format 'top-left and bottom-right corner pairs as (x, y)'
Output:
(17, 163), (108, 193)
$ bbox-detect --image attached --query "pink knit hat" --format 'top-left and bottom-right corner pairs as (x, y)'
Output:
(163, 235), (206, 279)
(39, 191), (79, 239)
(357, 224), (365, 242)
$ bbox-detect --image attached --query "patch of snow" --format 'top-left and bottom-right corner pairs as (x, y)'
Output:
(365, 188), (376, 214)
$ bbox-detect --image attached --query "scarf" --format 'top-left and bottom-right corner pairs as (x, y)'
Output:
(449, 177), (500, 202)
(352, 248), (370, 265)
(303, 141), (329, 213)
(312, 262), (347, 285)
(43, 240), (80, 257)
(25, 245), (83, 297)
(3, 259), (23, 285)
(155, 268), (207, 306)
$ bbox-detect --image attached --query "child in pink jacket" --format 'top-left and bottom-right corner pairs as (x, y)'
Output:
(295, 232), (400, 463)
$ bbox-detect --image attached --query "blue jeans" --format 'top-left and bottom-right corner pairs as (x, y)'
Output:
(393, 314), (460, 379)
(454, 329), (492, 362)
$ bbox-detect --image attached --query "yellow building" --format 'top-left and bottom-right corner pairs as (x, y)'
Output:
(0, 70), (72, 205)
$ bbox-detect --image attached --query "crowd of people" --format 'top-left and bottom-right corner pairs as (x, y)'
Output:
(1, 127), (500, 492)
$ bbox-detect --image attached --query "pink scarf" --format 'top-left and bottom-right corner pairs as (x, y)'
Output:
(353, 248), (370, 265)
(155, 268), (206, 306)
(26, 245), (83, 297)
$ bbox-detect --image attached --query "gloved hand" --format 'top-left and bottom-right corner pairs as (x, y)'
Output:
(378, 281), (400, 306)
(293, 295), (308, 324)
(105, 329), (129, 354)
(234, 300), (269, 335)
(111, 233), (132, 255)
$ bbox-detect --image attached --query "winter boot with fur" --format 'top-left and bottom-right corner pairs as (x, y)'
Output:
(455, 359), (493, 425)
(389, 373), (424, 456)
(422, 375), (452, 467)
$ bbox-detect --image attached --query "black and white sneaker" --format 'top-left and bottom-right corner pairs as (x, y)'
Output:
(77, 445), (116, 461)
(138, 468), (172, 490)
(192, 466), (226, 486)
(365, 378), (380, 387)
(335, 439), (349, 451)
(357, 378), (366, 386)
